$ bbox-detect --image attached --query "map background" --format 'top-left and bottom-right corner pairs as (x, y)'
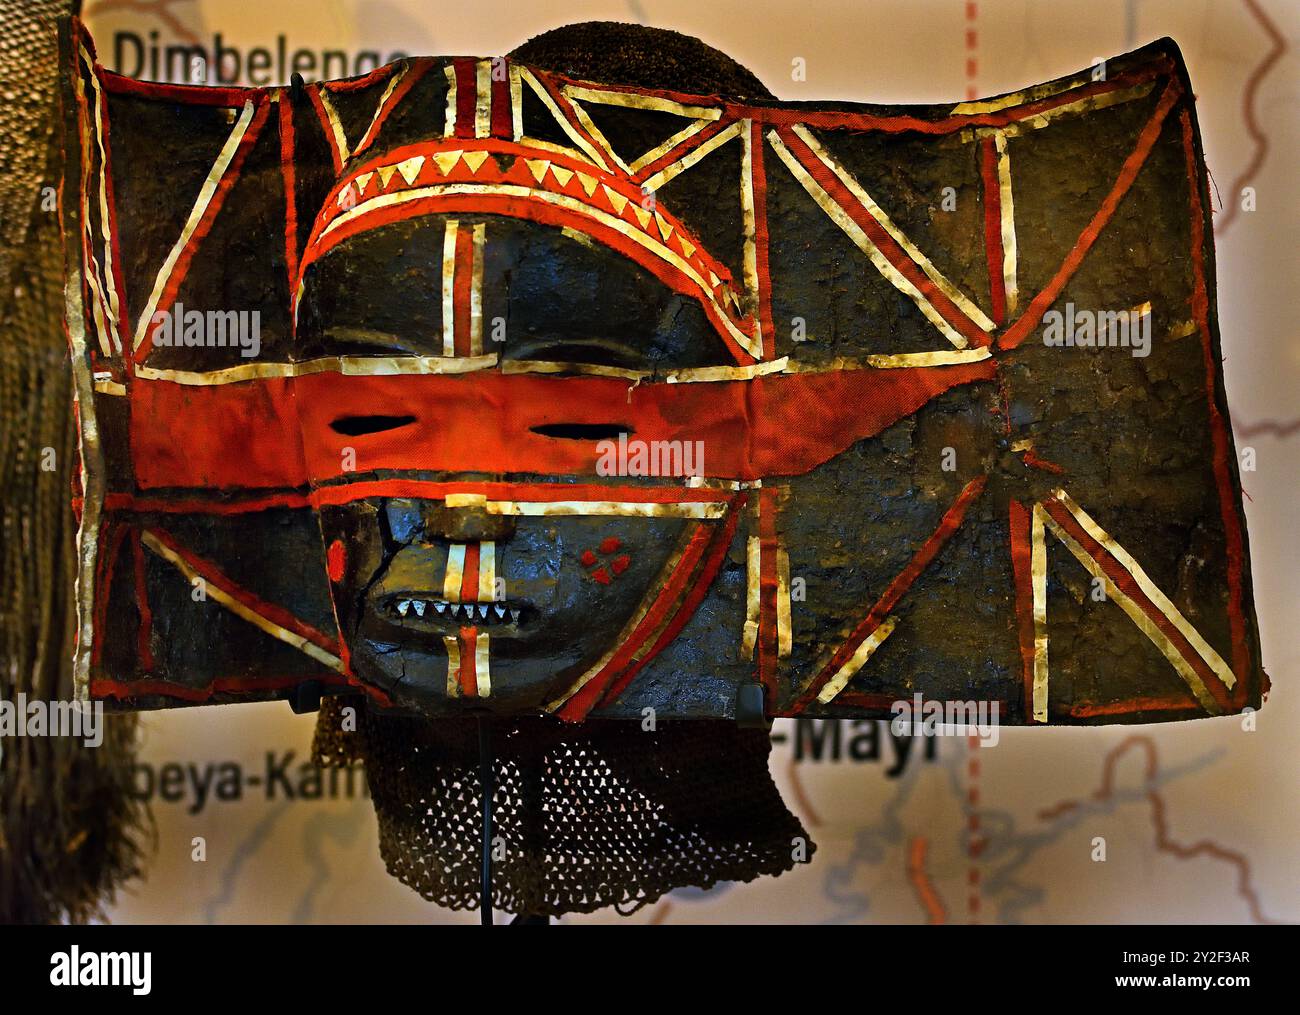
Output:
(81, 0), (1298, 925)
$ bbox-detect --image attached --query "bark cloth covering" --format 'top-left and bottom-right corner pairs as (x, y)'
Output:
(311, 24), (811, 918)
(0, 0), (148, 924)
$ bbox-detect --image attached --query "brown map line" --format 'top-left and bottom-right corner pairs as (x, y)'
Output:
(785, 753), (823, 827)
(1036, 734), (1275, 924)
(907, 836), (948, 924)
(1215, 0), (1288, 236)
(1234, 417), (1300, 439)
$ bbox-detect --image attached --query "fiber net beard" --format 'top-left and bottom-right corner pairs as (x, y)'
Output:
(313, 698), (811, 917)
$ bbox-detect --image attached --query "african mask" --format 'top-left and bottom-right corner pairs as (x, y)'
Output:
(60, 19), (1266, 732)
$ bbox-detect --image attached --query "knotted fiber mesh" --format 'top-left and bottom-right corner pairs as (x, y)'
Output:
(0, 0), (148, 924)
(314, 697), (812, 917)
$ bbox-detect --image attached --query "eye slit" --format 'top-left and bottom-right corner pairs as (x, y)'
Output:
(530, 423), (634, 441)
(330, 414), (417, 436)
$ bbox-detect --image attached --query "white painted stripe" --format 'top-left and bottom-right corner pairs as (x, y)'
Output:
(475, 631), (491, 697)
(817, 616), (898, 703)
(443, 543), (467, 602)
(1053, 488), (1235, 691)
(477, 542), (496, 602)
(132, 101), (255, 354)
(441, 218), (458, 356)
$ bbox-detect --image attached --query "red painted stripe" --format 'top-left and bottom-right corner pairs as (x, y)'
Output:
(132, 528), (155, 672)
(145, 526), (341, 656)
(299, 135), (757, 361)
(89, 47), (1170, 137)
(829, 690), (1010, 715)
(490, 60), (513, 138)
(88, 48), (1168, 136)
(90, 524), (129, 667)
(103, 483), (737, 516)
(136, 98), (272, 363)
(128, 360), (995, 491)
(313, 137), (670, 240)
(527, 69), (607, 162)
(1006, 499), (1037, 718)
(104, 490), (311, 514)
(979, 135), (1006, 325)
(1022, 448), (1065, 474)
(998, 78), (1182, 350)
(355, 59), (430, 153)
(309, 137), (738, 289)
(324, 61), (405, 94)
(1068, 696), (1198, 718)
(1179, 109), (1251, 698)
(313, 480), (734, 508)
(454, 59), (477, 139)
(458, 625), (478, 696)
(631, 117), (735, 184)
(98, 70), (262, 107)
(460, 542), (480, 602)
(596, 493), (747, 708)
(790, 475), (987, 713)
(452, 222), (474, 356)
(300, 185), (759, 366)
(90, 673), (355, 703)
(778, 124), (989, 348)
(828, 691), (905, 711)
(540, 60), (1171, 136)
(1040, 496), (1232, 712)
(306, 86), (344, 174)
(278, 95), (299, 312)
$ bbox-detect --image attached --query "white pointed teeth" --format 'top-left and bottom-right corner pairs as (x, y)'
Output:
(391, 598), (520, 624)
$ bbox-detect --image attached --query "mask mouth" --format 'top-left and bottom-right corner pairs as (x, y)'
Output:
(529, 423), (633, 441)
(376, 594), (532, 634)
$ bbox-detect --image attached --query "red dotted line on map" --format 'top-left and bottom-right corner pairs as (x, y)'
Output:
(964, 2), (980, 100)
(966, 733), (984, 922)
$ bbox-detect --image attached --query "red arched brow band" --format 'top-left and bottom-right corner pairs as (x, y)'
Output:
(298, 137), (760, 363)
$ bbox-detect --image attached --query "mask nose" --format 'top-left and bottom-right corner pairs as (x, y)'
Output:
(385, 498), (516, 545)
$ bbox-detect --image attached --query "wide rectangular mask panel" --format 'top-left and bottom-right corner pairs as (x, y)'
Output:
(60, 17), (1264, 724)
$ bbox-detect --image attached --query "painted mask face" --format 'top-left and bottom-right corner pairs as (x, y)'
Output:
(297, 210), (740, 712)
(62, 22), (1266, 726)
